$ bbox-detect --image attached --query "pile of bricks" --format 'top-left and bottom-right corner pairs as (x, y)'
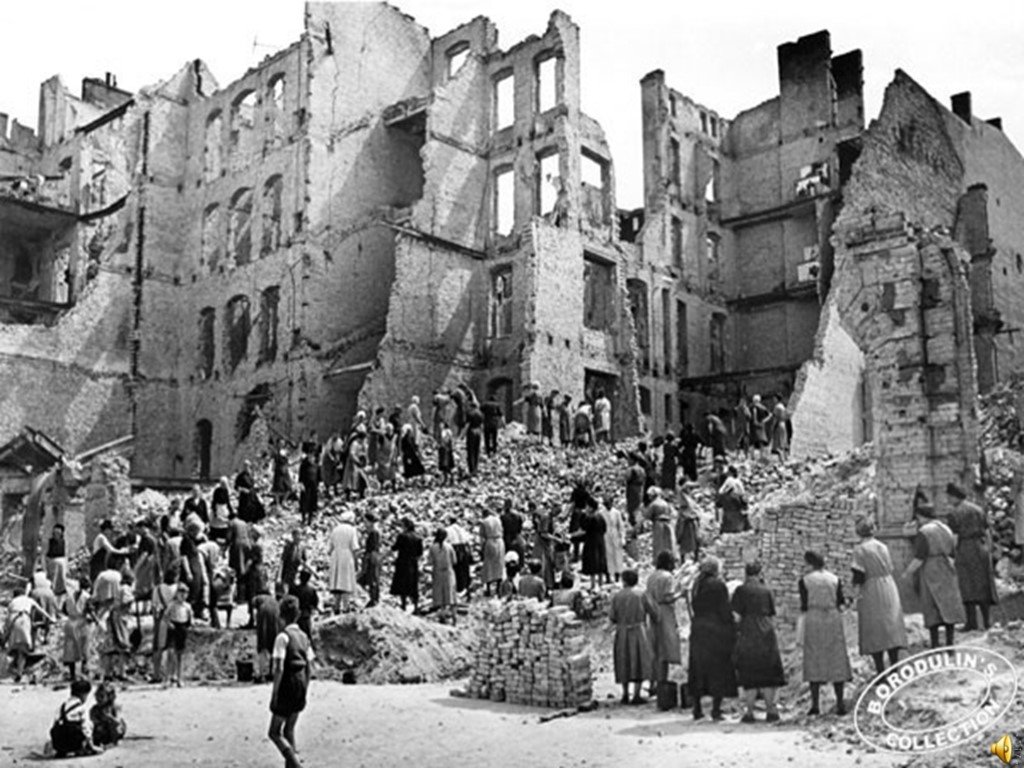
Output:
(465, 600), (594, 708)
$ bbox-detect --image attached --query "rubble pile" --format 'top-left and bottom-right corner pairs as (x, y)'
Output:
(979, 377), (1024, 571)
(464, 599), (594, 708)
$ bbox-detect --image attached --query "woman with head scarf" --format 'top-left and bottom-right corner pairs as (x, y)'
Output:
(326, 509), (360, 613)
(688, 556), (738, 720)
(852, 518), (907, 675)
(390, 518), (423, 612)
(731, 561), (785, 722)
(645, 550), (682, 697)
(799, 550), (852, 715)
(643, 487), (676, 566)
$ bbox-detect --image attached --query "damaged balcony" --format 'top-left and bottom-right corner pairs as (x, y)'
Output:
(0, 192), (77, 324)
(383, 95), (431, 136)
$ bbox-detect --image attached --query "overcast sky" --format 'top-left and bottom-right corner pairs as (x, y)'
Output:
(3, 0), (1021, 208)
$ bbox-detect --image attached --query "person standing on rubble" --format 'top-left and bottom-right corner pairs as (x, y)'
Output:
(209, 478), (233, 543)
(390, 517), (423, 612)
(734, 397), (752, 456)
(298, 446), (320, 527)
(750, 395), (770, 461)
(541, 390), (558, 446)
(340, 426), (369, 500)
(851, 518), (906, 675)
(716, 465), (750, 533)
(399, 424), (426, 482)
(359, 512), (382, 608)
(944, 482), (998, 631)
(428, 529), (458, 624)
(183, 485), (209, 527)
(610, 569), (653, 705)
(406, 395), (427, 444)
(482, 393), (504, 456)
(500, 498), (526, 564)
(905, 499), (966, 648)
(529, 501), (557, 591)
(679, 422), (701, 482)
(479, 506), (506, 597)
(446, 514), (474, 598)
(326, 510), (360, 614)
(768, 397), (790, 462)
(599, 495), (626, 583)
(593, 389), (612, 444)
(463, 399), (485, 476)
(271, 449), (292, 509)
(431, 389), (451, 442)
(660, 433), (679, 492)
(236, 460), (264, 523)
(643, 487), (676, 565)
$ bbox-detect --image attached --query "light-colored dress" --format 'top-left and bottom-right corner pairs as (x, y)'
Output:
(480, 515), (505, 584)
(327, 523), (360, 593)
(594, 397), (611, 434)
(800, 569), (852, 683)
(852, 537), (907, 655)
(645, 569), (682, 668)
(429, 542), (457, 608)
(4, 595), (39, 654)
(913, 519), (967, 627)
(62, 589), (92, 663)
(600, 504), (625, 576)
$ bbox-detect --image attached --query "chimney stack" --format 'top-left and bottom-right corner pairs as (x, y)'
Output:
(951, 92), (972, 124)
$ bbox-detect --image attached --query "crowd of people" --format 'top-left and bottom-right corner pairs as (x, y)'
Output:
(0, 380), (1002, 763)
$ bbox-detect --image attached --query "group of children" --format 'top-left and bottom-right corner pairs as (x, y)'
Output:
(48, 679), (126, 758)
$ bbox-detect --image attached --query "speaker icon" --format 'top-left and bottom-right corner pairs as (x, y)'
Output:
(991, 734), (1013, 765)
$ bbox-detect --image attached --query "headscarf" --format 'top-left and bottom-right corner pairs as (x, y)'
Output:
(855, 517), (875, 538)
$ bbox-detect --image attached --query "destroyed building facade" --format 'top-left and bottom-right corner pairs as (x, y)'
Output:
(0, 3), (641, 484)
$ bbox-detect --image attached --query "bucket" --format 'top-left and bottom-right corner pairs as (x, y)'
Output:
(236, 658), (254, 683)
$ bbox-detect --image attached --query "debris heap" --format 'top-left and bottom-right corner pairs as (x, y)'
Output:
(465, 600), (594, 708)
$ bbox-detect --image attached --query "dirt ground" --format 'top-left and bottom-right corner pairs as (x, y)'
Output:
(0, 676), (917, 768)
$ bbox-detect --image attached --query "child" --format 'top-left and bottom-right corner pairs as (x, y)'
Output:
(50, 679), (101, 757)
(89, 681), (127, 748)
(518, 559), (547, 601)
(609, 569), (653, 704)
(63, 577), (95, 682)
(254, 584), (283, 683)
(164, 584), (193, 687)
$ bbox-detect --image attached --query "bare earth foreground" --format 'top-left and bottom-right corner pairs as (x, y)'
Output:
(1, 680), (915, 768)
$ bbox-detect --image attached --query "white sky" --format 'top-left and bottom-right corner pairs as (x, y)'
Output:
(3, 0), (1022, 209)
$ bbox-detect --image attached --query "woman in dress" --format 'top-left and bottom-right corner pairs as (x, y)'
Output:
(645, 550), (682, 695)
(390, 518), (423, 612)
(643, 487), (676, 565)
(530, 502), (557, 591)
(63, 577), (95, 681)
(688, 556), (738, 720)
(428, 529), (458, 624)
(577, 501), (608, 588)
(209, 478), (233, 543)
(320, 434), (343, 499)
(326, 510), (360, 613)
(769, 400), (790, 462)
(46, 523), (69, 598)
(599, 496), (625, 583)
(851, 518), (907, 675)
(399, 424), (426, 481)
(731, 561), (785, 722)
(610, 569), (653, 704)
(89, 520), (129, 583)
(5, 580), (56, 682)
(375, 423), (398, 492)
(341, 428), (369, 500)
(907, 501), (966, 648)
(479, 506), (506, 597)
(268, 595), (313, 768)
(360, 512), (383, 607)
(799, 550), (852, 716)
(675, 488), (701, 563)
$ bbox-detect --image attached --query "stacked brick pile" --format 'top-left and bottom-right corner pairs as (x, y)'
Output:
(465, 600), (594, 708)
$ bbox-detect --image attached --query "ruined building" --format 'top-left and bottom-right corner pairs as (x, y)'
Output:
(0, 3), (640, 485)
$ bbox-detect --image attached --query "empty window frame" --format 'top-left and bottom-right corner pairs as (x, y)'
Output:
(203, 110), (223, 182)
(258, 285), (280, 365)
(710, 116), (718, 138)
(670, 95), (678, 118)
(224, 294), (251, 373)
(493, 167), (514, 236)
(490, 266), (513, 338)
(676, 299), (688, 374)
(626, 278), (650, 361)
(194, 419), (213, 480)
(705, 160), (719, 203)
(582, 253), (615, 331)
(581, 150), (609, 225)
(266, 75), (285, 144)
(537, 152), (560, 217)
(494, 71), (514, 130)
(671, 216), (683, 269)
(669, 137), (681, 186)
(228, 188), (253, 266)
(198, 306), (216, 379)
(706, 232), (721, 282)
(709, 313), (726, 373)
(447, 42), (470, 79)
(201, 204), (222, 270)
(261, 175), (283, 257)
(229, 89), (257, 163)
(639, 386), (652, 416)
(700, 111), (708, 134)
(536, 54), (558, 113)
(661, 288), (671, 373)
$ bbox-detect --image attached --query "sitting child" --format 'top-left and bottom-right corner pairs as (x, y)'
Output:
(89, 681), (127, 748)
(517, 560), (548, 601)
(50, 679), (102, 757)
